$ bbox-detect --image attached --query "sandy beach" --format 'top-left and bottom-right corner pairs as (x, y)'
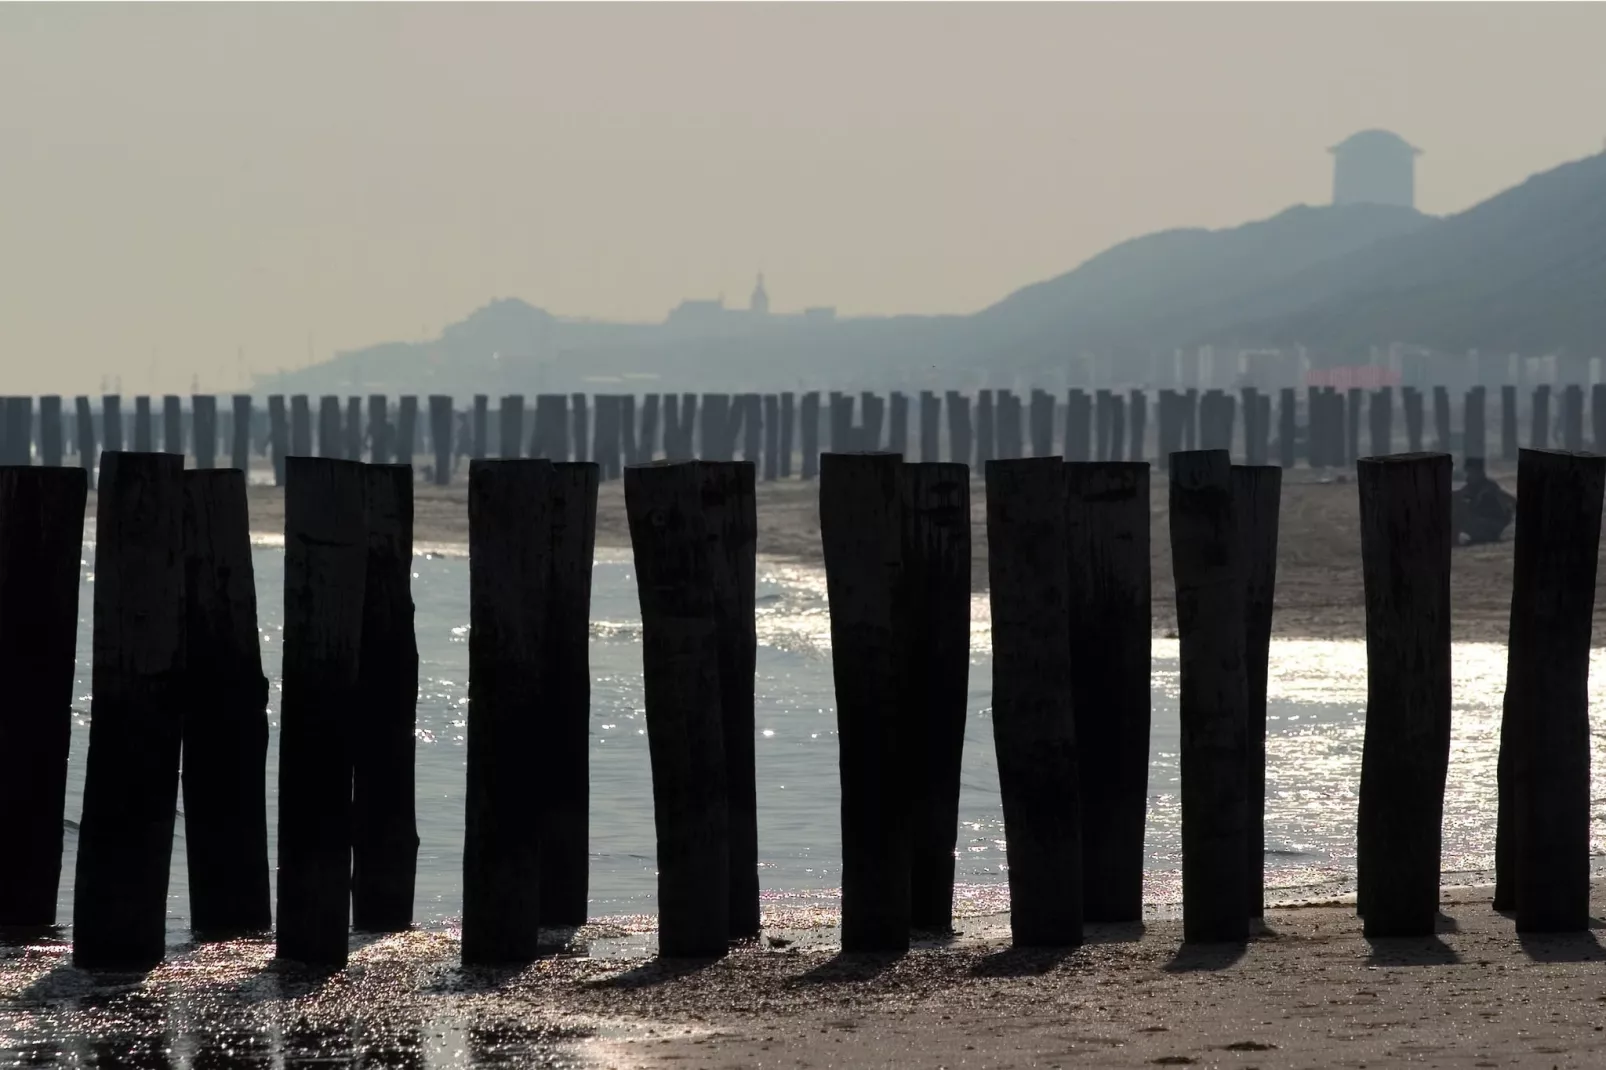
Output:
(92, 460), (1574, 646)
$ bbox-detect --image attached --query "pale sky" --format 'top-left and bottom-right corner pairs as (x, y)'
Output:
(2, 3), (1604, 393)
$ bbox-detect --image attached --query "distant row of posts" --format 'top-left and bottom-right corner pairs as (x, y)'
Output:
(0, 443), (1598, 968)
(0, 384), (1600, 485)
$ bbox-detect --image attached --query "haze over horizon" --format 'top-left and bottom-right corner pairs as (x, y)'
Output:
(3, 3), (1605, 393)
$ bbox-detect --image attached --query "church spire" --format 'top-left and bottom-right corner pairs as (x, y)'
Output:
(750, 272), (770, 316)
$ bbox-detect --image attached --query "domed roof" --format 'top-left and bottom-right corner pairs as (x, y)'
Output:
(1329, 129), (1421, 156)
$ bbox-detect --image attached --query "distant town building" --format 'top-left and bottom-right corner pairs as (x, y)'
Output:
(750, 273), (770, 316)
(1330, 129), (1420, 209)
(663, 277), (835, 330)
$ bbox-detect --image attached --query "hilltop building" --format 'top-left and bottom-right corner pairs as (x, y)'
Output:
(1330, 129), (1420, 209)
(664, 274), (834, 330)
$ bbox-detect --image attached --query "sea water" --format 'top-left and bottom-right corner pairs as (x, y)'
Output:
(47, 543), (1606, 941)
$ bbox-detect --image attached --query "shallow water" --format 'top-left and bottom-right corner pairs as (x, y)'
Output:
(45, 543), (1606, 940)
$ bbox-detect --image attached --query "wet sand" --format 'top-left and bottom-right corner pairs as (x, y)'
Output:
(5, 884), (1606, 1068)
(141, 461), (1573, 645)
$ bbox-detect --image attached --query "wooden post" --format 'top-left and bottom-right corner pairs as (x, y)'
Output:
(72, 452), (186, 969)
(918, 391), (940, 463)
(1, 398), (28, 464)
(428, 395), (453, 485)
(1499, 449), (1604, 932)
(75, 397), (96, 487)
(1233, 466), (1281, 918)
(290, 395), (312, 457)
(1109, 393), (1127, 462)
(1029, 390), (1054, 457)
(1346, 387), (1362, 465)
(318, 395), (342, 459)
(181, 470), (271, 935)
(1369, 388), (1393, 457)
(857, 392), (882, 452)
(1066, 389), (1091, 461)
(889, 391), (909, 458)
(900, 462), (971, 932)
(594, 395), (621, 477)
(499, 395), (524, 459)
(1094, 389), (1112, 460)
(1356, 452), (1451, 938)
(268, 396), (288, 486)
(1304, 387), (1322, 468)
(397, 396), (419, 464)
(1278, 388), (1296, 469)
(467, 394), (487, 460)
(39, 396), (64, 467)
(161, 395), (182, 456)
(779, 392), (795, 477)
(994, 390), (1021, 459)
(619, 395), (640, 465)
(820, 452), (910, 952)
(101, 395), (123, 453)
(0, 468), (87, 928)
(1502, 385), (1520, 460)
(1404, 387), (1424, 453)
(1182, 388), (1198, 450)
(368, 394), (390, 464)
(701, 461), (759, 938)
(351, 464), (420, 932)
(705, 393), (734, 459)
(464, 459), (553, 963)
(1531, 386), (1551, 449)
(571, 392), (591, 462)
(1465, 386), (1487, 462)
(344, 396), (364, 463)
(976, 390), (995, 467)
(231, 396), (253, 473)
(1169, 449), (1248, 944)
(947, 391), (973, 466)
(1561, 385), (1584, 451)
(1593, 385), (1606, 455)
(639, 393), (661, 462)
(800, 392), (820, 478)
(1432, 386), (1452, 452)
(739, 394), (761, 466)
(134, 396), (153, 452)
(661, 395), (683, 458)
(1129, 389), (1148, 464)
(987, 457), (1079, 946)
(762, 395), (780, 481)
(1065, 461), (1150, 923)
(277, 456), (368, 967)
(534, 394), (569, 460)
(191, 395), (217, 469)
(540, 461), (601, 927)
(624, 461), (731, 958)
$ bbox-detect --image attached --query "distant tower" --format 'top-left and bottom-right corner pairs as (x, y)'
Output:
(750, 273), (770, 316)
(1330, 129), (1420, 209)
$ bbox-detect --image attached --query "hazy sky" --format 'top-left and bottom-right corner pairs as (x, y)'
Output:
(3, 3), (1605, 392)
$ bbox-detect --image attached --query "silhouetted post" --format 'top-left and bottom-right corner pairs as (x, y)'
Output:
(0, 468), (87, 928)
(344, 396), (363, 462)
(102, 395), (123, 453)
(466, 394), (486, 460)
(134, 396), (153, 452)
(900, 462), (971, 932)
(352, 464), (420, 932)
(661, 395), (683, 458)
(1304, 387), (1323, 468)
(162, 395), (183, 456)
(1182, 388), (1199, 450)
(976, 389), (995, 467)
(705, 393), (734, 460)
(191, 395), (217, 469)
(947, 391), (973, 465)
(1369, 388), (1393, 457)
(856, 392), (881, 452)
(625, 461), (731, 958)
(571, 392), (590, 462)
(1465, 386), (1487, 462)
(231, 396), (253, 473)
(291, 395), (312, 457)
(762, 395), (780, 481)
(639, 393), (661, 462)
(800, 392), (820, 478)
(1495, 449), (1604, 932)
(1531, 385), (1551, 449)
(75, 397), (96, 486)
(994, 390), (1021, 459)
(889, 391), (909, 457)
(1094, 389), (1112, 460)
(397, 396), (419, 465)
(1130, 389), (1149, 463)
(1404, 387), (1424, 453)
(498, 395), (524, 459)
(1240, 388), (1261, 464)
(739, 394), (762, 466)
(1109, 392), (1127, 462)
(1432, 386), (1452, 453)
(0, 398), (20, 464)
(700, 461), (760, 938)
(318, 395), (342, 459)
(593, 395), (621, 478)
(39, 396), (63, 467)
(277, 456), (368, 967)
(1233, 465), (1281, 918)
(1593, 386), (1606, 455)
(1356, 452), (1451, 938)
(1278, 388), (1297, 469)
(1157, 391), (1180, 470)
(1027, 390), (1052, 457)
(428, 395), (452, 485)
(1561, 384), (1584, 452)
(1346, 387), (1363, 465)
(181, 470), (271, 935)
(1502, 385), (1519, 461)
(268, 396), (288, 485)
(1066, 389), (1092, 461)
(779, 392), (795, 477)
(534, 393), (569, 461)
(367, 394), (391, 464)
(73, 452), (186, 969)
(1066, 461), (1151, 923)
(463, 459), (553, 964)
(987, 457), (1080, 946)
(620, 394), (640, 465)
(540, 461), (600, 927)
(1169, 449), (1248, 944)
(820, 451), (910, 952)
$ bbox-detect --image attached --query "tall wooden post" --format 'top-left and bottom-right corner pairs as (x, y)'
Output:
(534, 394), (569, 461)
(859, 392), (884, 452)
(994, 390), (1021, 459)
(268, 396), (288, 485)
(163, 395), (183, 456)
(1169, 449), (1248, 944)
(1233, 465), (1281, 918)
(1066, 461), (1151, 923)
(1346, 387), (1362, 465)
(1108, 393), (1127, 462)
(800, 392), (820, 478)
(499, 395), (524, 459)
(947, 392), (973, 466)
(976, 389), (995, 467)
(624, 461), (731, 958)
(888, 391), (909, 458)
(1499, 450), (1604, 932)
(901, 462), (971, 932)
(1593, 385), (1606, 455)
(540, 462), (601, 927)
(1561, 384), (1584, 451)
(639, 394), (661, 462)
(428, 395), (453, 485)
(1029, 390), (1054, 457)
(72, 452), (186, 969)
(1369, 388), (1393, 458)
(368, 394), (391, 464)
(779, 392), (795, 477)
(191, 395), (217, 469)
(1066, 389), (1091, 461)
(1465, 386), (1487, 462)
(102, 395), (123, 452)
(762, 395), (780, 481)
(317, 395), (342, 459)
(1094, 389), (1112, 461)
(1432, 386), (1452, 454)
(1129, 389), (1148, 463)
(0, 468), (87, 927)
(1502, 385), (1520, 461)
(75, 397), (97, 486)
(277, 456), (368, 967)
(820, 452), (910, 952)
(464, 459), (553, 963)
(705, 393), (734, 460)
(571, 392), (591, 462)
(231, 396), (253, 473)
(134, 396), (153, 452)
(397, 396), (419, 465)
(1278, 388), (1296, 469)
(344, 397), (363, 462)
(39, 396), (64, 467)
(181, 470), (271, 935)
(472, 395), (488, 460)
(593, 395), (621, 478)
(1356, 452), (1451, 938)
(739, 394), (762, 466)
(1403, 387), (1424, 453)
(620, 395), (641, 464)
(918, 391), (940, 462)
(1531, 386), (1552, 449)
